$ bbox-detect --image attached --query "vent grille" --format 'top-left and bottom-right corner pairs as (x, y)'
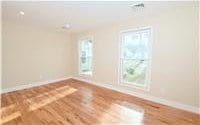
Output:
(130, 3), (145, 9)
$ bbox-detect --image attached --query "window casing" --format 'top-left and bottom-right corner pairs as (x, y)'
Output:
(120, 28), (152, 90)
(79, 38), (93, 76)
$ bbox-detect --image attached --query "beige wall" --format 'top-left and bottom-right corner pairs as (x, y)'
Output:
(198, 1), (200, 107)
(0, 2), (2, 88)
(71, 6), (199, 107)
(2, 20), (72, 89)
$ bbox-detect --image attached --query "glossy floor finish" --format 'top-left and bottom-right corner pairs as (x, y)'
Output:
(1, 79), (199, 125)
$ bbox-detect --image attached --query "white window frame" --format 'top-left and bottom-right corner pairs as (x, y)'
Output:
(119, 27), (153, 91)
(78, 37), (93, 77)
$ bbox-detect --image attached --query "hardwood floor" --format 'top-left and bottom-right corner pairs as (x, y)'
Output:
(1, 79), (199, 125)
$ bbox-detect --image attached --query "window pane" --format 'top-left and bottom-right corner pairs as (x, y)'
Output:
(80, 39), (92, 75)
(123, 32), (149, 60)
(121, 29), (150, 87)
(122, 59), (147, 85)
(123, 33), (140, 59)
(80, 57), (92, 74)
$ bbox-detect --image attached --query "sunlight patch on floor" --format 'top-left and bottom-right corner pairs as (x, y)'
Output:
(0, 104), (21, 124)
(26, 85), (77, 111)
(1, 104), (16, 113)
(0, 86), (78, 124)
(0, 111), (21, 124)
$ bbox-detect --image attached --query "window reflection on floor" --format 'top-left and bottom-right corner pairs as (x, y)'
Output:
(98, 103), (144, 124)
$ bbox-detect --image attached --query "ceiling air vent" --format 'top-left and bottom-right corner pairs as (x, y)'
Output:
(130, 3), (145, 10)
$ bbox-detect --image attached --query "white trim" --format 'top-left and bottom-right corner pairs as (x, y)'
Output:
(72, 77), (200, 114)
(1, 76), (72, 94)
(119, 27), (153, 91)
(78, 37), (93, 77)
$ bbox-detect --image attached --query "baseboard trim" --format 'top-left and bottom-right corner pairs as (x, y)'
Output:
(1, 76), (72, 94)
(72, 77), (200, 114)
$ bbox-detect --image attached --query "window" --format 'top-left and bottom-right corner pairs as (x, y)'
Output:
(120, 28), (151, 90)
(79, 38), (92, 76)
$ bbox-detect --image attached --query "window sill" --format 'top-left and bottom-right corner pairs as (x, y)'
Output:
(79, 73), (92, 78)
(119, 82), (150, 91)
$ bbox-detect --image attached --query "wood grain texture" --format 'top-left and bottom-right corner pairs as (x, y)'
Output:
(1, 79), (199, 125)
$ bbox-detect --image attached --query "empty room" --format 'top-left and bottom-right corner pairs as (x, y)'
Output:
(1, 1), (199, 125)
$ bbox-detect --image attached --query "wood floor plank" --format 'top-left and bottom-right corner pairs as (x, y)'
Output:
(1, 79), (199, 125)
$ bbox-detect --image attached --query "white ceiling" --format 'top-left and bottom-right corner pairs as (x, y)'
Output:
(2, 1), (196, 33)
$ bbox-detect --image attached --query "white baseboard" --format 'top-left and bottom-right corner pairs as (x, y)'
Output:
(1, 76), (72, 94)
(72, 77), (200, 114)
